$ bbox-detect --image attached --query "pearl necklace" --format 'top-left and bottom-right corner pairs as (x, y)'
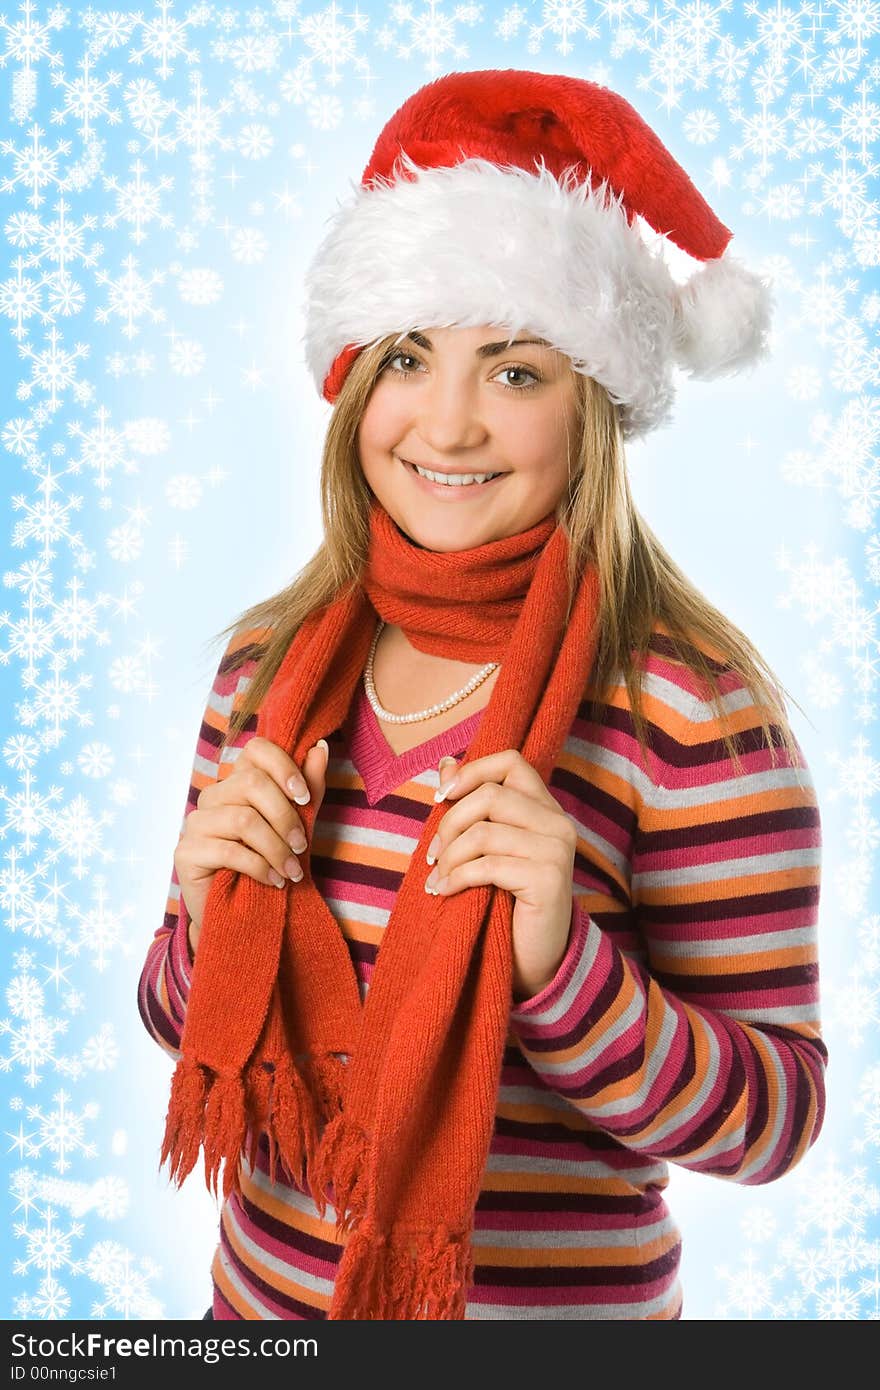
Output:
(364, 620), (500, 725)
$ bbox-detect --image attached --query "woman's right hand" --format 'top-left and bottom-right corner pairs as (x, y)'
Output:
(174, 735), (330, 953)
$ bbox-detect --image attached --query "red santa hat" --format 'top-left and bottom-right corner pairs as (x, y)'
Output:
(302, 68), (774, 440)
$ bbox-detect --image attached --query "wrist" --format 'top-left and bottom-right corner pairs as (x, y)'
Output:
(512, 904), (575, 1003)
(187, 916), (200, 957)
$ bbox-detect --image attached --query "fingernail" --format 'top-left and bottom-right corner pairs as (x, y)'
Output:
(433, 778), (458, 803)
(426, 834), (441, 865)
(269, 870), (285, 888)
(287, 776), (310, 804)
(317, 739), (329, 756)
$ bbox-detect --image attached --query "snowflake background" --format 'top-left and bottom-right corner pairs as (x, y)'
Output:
(0, 0), (877, 1321)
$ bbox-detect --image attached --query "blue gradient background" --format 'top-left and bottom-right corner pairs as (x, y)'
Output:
(1, 1), (875, 1320)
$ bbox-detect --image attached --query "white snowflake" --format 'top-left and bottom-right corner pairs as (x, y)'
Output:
(25, 1089), (98, 1174)
(0, 124), (73, 209)
(49, 54), (124, 141)
(102, 160), (174, 246)
(94, 254), (166, 340)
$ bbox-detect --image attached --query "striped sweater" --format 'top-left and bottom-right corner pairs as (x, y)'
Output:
(138, 623), (827, 1320)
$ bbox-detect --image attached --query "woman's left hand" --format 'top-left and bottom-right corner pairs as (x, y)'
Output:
(425, 751), (577, 1002)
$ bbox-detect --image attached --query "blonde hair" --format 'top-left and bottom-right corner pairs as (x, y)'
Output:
(209, 332), (807, 776)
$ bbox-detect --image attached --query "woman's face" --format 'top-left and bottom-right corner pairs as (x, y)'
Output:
(356, 324), (581, 552)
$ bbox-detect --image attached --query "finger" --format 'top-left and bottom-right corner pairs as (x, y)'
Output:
(199, 753), (312, 854)
(176, 830), (296, 891)
(433, 749), (548, 804)
(431, 822), (572, 885)
(429, 853), (562, 903)
(187, 803), (306, 884)
(431, 781), (576, 855)
(237, 733), (314, 806)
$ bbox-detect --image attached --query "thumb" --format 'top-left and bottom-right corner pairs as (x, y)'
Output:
(438, 755), (458, 786)
(306, 738), (330, 805)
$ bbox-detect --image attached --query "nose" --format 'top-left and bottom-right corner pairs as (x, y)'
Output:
(415, 374), (488, 453)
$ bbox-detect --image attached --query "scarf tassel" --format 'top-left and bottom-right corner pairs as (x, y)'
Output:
(159, 1053), (208, 1188)
(263, 1052), (321, 1193)
(329, 1223), (472, 1320)
(203, 1069), (248, 1200)
(310, 1109), (370, 1230)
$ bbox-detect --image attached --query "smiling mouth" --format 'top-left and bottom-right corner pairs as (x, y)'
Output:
(400, 458), (507, 489)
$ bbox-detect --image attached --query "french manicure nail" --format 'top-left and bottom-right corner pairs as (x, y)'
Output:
(287, 777), (310, 804)
(433, 778), (458, 803)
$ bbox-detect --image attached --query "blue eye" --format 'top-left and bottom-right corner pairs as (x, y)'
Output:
(383, 352), (541, 393)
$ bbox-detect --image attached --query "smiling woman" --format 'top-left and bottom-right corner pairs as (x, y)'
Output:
(139, 68), (826, 1323)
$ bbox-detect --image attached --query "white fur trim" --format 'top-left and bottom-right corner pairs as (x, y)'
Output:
(302, 154), (773, 439)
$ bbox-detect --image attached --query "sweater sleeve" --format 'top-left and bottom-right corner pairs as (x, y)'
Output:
(509, 674), (827, 1187)
(136, 628), (269, 1060)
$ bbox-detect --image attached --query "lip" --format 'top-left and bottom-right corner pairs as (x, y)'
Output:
(400, 458), (507, 498)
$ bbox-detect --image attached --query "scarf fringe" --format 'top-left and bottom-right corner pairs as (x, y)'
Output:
(203, 1069), (248, 1200)
(310, 1110), (370, 1230)
(328, 1223), (472, 1320)
(160, 1054), (207, 1187)
(264, 1052), (320, 1193)
(161, 1052), (343, 1202)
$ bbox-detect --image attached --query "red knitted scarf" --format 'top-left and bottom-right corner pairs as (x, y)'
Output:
(161, 495), (601, 1319)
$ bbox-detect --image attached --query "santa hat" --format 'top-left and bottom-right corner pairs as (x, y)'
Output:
(302, 68), (774, 440)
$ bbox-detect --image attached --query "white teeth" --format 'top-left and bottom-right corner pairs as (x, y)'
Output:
(412, 463), (500, 486)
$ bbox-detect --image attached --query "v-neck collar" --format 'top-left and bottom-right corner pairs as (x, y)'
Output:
(345, 681), (486, 807)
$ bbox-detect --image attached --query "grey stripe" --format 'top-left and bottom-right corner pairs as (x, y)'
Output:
(192, 750), (225, 781)
(471, 1213), (678, 1250)
(655, 925), (816, 958)
(322, 895), (389, 927)
(689, 684), (757, 723)
(326, 822), (421, 854)
(633, 845), (820, 889)
(467, 1280), (683, 1320)
(484, 1153), (663, 1184)
(645, 765), (812, 812)
(715, 1003), (818, 1025)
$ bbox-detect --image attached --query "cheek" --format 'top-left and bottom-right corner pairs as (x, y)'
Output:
(506, 405), (573, 473)
(359, 387), (409, 451)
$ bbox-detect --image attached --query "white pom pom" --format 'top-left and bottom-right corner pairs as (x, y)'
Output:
(672, 252), (775, 380)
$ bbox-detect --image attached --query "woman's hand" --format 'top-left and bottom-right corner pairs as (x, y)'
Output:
(426, 752), (577, 1002)
(174, 735), (330, 953)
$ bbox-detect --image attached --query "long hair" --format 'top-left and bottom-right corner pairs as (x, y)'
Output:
(208, 333), (806, 776)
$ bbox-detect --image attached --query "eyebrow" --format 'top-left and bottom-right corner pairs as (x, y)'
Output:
(403, 329), (554, 358)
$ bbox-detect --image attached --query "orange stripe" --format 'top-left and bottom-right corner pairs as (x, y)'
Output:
(636, 863), (818, 906)
(238, 1165), (343, 1247)
(638, 781), (817, 833)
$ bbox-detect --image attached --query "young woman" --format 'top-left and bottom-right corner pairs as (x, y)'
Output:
(138, 69), (827, 1321)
